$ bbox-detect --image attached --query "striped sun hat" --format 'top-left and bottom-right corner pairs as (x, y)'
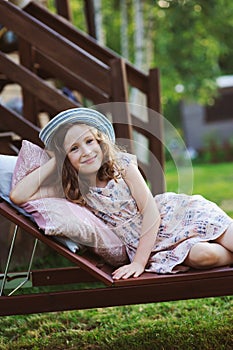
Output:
(39, 108), (115, 148)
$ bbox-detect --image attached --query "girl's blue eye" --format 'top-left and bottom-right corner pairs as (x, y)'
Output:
(70, 145), (78, 152)
(87, 138), (94, 144)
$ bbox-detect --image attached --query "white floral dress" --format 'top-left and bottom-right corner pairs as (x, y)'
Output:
(84, 153), (233, 274)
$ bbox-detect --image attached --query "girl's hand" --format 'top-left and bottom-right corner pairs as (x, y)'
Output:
(112, 262), (144, 280)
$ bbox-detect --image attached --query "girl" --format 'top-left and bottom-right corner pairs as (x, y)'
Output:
(10, 108), (233, 279)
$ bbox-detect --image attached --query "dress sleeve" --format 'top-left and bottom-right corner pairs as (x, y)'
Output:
(117, 152), (138, 169)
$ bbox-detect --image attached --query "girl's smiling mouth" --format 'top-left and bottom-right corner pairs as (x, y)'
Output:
(81, 155), (97, 164)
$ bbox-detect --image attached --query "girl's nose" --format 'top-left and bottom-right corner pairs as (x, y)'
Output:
(81, 144), (91, 155)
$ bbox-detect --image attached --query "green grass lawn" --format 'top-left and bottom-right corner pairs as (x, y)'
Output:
(1, 162), (233, 350)
(166, 161), (233, 217)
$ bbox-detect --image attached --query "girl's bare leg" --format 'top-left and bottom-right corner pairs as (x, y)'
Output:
(184, 241), (233, 269)
(214, 222), (233, 252)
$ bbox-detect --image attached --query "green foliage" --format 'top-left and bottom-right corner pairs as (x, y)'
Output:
(66, 0), (232, 106)
(152, 0), (233, 105)
(47, 0), (233, 123)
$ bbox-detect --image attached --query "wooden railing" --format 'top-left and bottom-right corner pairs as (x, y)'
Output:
(0, 0), (164, 194)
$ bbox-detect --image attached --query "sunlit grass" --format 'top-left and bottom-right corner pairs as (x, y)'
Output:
(165, 161), (233, 216)
(1, 297), (233, 349)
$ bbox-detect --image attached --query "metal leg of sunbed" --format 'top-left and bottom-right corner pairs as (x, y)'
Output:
(0, 224), (19, 296)
(0, 224), (38, 296)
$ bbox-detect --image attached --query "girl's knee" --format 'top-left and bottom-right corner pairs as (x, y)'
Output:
(185, 243), (220, 269)
(215, 223), (233, 252)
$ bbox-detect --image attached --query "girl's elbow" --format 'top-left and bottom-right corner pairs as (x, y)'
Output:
(9, 190), (24, 206)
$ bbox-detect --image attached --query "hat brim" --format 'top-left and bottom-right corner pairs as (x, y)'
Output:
(39, 108), (115, 148)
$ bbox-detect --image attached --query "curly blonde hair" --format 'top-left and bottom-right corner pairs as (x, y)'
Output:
(49, 122), (125, 205)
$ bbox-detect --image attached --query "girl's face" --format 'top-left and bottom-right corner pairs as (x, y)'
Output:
(63, 124), (103, 179)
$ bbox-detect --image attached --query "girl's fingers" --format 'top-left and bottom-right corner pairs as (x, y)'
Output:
(112, 265), (143, 280)
(112, 267), (130, 279)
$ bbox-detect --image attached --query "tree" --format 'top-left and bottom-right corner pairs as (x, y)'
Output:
(93, 0), (105, 45)
(120, 0), (129, 60)
(51, 0), (233, 110)
(151, 0), (233, 105)
(104, 0), (233, 107)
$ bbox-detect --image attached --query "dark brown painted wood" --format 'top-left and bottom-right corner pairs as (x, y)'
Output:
(0, 105), (42, 146)
(84, 0), (96, 38)
(0, 1), (111, 93)
(55, 0), (72, 21)
(1, 263), (233, 316)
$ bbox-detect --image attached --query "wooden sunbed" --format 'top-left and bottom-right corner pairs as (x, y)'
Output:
(1, 0), (233, 317)
(1, 198), (233, 317)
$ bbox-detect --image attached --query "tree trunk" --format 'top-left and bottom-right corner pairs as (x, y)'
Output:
(120, 0), (129, 60)
(130, 0), (146, 106)
(93, 0), (105, 45)
(133, 0), (144, 70)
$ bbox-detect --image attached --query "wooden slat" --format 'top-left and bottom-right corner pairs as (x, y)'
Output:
(34, 51), (109, 104)
(1, 266), (233, 316)
(18, 38), (38, 124)
(147, 69), (164, 193)
(147, 68), (161, 113)
(0, 51), (80, 112)
(109, 58), (134, 152)
(0, 75), (12, 93)
(0, 105), (42, 146)
(114, 266), (233, 286)
(0, 1), (111, 94)
(84, 0), (97, 38)
(31, 267), (100, 286)
(55, 0), (72, 21)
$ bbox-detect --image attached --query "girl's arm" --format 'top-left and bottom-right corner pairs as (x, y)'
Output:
(10, 156), (57, 205)
(112, 162), (161, 280)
